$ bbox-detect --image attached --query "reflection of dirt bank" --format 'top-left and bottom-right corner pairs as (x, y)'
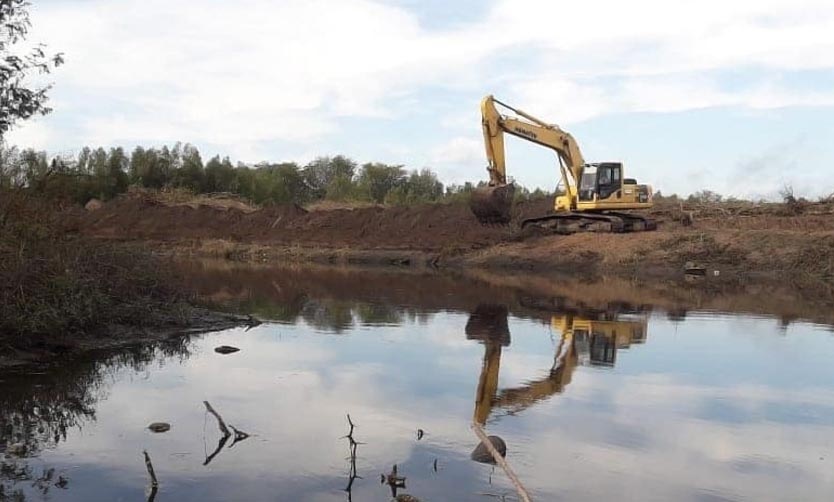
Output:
(179, 261), (834, 329)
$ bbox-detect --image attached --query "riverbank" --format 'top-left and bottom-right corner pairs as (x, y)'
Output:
(5, 190), (833, 368)
(0, 193), (254, 369)
(71, 191), (834, 284)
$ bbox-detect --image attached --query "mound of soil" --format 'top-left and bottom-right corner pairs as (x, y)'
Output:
(75, 194), (552, 251)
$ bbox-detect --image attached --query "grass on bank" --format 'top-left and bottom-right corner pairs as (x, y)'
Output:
(0, 191), (189, 344)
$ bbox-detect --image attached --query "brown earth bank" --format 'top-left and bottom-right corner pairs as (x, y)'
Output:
(70, 191), (834, 284)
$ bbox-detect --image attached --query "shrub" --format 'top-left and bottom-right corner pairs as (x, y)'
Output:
(0, 192), (187, 341)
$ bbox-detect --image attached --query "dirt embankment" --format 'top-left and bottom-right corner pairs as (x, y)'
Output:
(74, 193), (528, 251)
(71, 192), (834, 282)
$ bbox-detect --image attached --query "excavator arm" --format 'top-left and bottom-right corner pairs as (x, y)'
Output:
(472, 95), (587, 222)
(481, 95), (586, 195)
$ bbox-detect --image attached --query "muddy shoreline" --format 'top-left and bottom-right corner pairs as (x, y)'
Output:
(71, 193), (834, 285)
(4, 257), (833, 372)
(0, 308), (254, 370)
(7, 193), (832, 370)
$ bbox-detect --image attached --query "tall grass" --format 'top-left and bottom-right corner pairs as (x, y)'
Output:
(0, 192), (187, 342)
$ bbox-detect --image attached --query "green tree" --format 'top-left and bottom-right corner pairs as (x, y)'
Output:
(405, 168), (444, 202)
(357, 162), (405, 203)
(0, 0), (64, 136)
(247, 162), (307, 204)
(20, 147), (48, 188)
(104, 147), (129, 198)
(204, 155), (236, 193)
(172, 143), (204, 192)
(687, 189), (723, 204)
(303, 155), (357, 200)
(75, 146), (92, 175)
(129, 147), (169, 188)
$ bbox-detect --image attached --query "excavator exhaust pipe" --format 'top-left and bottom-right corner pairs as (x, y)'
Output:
(470, 183), (515, 224)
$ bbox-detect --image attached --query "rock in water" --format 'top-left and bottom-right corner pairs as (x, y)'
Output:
(470, 435), (507, 464)
(214, 345), (240, 354)
(396, 495), (421, 502)
(148, 422), (171, 433)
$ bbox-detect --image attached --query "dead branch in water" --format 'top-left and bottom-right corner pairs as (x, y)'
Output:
(471, 422), (532, 502)
(143, 450), (159, 502)
(143, 450), (158, 487)
(204, 434), (230, 466)
(203, 400), (231, 437)
(343, 414), (363, 501)
(202, 401), (251, 465)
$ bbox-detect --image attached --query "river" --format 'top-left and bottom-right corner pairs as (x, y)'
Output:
(2, 264), (833, 501)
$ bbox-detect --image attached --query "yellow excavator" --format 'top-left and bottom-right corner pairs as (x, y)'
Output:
(465, 304), (647, 424)
(470, 95), (656, 232)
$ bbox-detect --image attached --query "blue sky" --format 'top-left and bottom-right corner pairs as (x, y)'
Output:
(7, 0), (834, 199)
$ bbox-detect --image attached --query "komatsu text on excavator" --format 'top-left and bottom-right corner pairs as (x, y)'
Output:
(470, 95), (656, 232)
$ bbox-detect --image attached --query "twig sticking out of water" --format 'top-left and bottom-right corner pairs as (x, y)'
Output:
(143, 450), (158, 487)
(143, 450), (159, 502)
(344, 414), (363, 500)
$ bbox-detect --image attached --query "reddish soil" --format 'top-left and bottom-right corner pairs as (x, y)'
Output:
(72, 193), (834, 282)
(75, 194), (551, 252)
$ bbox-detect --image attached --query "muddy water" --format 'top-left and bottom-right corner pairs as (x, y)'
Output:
(2, 265), (834, 501)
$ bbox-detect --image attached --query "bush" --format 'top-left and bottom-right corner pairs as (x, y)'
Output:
(0, 192), (188, 341)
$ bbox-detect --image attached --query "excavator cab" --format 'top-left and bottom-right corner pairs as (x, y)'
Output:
(579, 163), (620, 201)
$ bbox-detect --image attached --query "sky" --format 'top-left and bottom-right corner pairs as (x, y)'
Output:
(6, 0), (834, 199)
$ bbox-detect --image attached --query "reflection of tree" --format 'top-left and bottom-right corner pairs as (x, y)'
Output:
(0, 464), (68, 501)
(355, 303), (403, 326)
(238, 294), (307, 323)
(301, 300), (355, 333)
(0, 338), (192, 500)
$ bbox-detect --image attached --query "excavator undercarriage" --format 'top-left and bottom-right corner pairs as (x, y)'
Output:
(520, 210), (657, 233)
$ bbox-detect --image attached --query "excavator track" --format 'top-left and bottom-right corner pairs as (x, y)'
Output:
(520, 211), (656, 233)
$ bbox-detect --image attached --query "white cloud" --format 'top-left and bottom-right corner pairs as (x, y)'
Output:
(5, 0), (834, 194)
(430, 136), (482, 166)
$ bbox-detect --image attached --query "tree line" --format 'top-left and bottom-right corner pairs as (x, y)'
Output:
(0, 142), (550, 206)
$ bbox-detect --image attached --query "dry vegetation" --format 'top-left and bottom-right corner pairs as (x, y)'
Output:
(0, 192), (190, 345)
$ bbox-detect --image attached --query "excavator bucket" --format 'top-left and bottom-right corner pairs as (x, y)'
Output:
(469, 184), (515, 224)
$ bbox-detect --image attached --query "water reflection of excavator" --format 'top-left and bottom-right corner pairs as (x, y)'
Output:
(466, 304), (648, 424)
